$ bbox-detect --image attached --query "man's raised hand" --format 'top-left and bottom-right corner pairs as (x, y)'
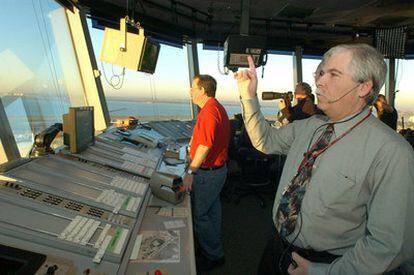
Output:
(234, 55), (258, 99)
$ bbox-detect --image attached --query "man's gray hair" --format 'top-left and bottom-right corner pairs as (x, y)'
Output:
(321, 44), (387, 105)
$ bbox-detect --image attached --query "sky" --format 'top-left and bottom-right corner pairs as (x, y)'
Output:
(1, 0), (414, 112)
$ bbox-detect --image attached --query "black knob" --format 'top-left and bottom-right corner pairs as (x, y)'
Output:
(45, 264), (58, 275)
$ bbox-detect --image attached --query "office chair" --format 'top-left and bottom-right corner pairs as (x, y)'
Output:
(232, 124), (278, 208)
(220, 117), (243, 203)
(234, 146), (277, 208)
(400, 128), (414, 149)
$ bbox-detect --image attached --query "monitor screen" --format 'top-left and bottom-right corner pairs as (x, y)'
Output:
(63, 107), (94, 153)
(0, 256), (25, 274)
(75, 107), (94, 153)
(0, 244), (46, 275)
(139, 39), (160, 74)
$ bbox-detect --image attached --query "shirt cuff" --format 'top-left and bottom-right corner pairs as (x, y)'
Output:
(240, 97), (260, 116)
(309, 262), (329, 275)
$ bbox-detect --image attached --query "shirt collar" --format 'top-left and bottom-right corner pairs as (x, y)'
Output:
(330, 107), (371, 137)
(203, 97), (215, 107)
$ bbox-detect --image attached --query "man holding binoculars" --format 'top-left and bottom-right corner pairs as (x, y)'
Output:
(272, 82), (316, 123)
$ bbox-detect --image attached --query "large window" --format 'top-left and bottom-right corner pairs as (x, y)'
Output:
(87, 20), (191, 121)
(0, 0), (85, 156)
(302, 58), (322, 92)
(394, 59), (414, 129)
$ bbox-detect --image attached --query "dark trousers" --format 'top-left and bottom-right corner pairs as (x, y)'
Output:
(258, 232), (340, 275)
(191, 166), (227, 260)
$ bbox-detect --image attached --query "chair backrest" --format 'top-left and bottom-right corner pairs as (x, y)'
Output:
(228, 118), (242, 160)
(237, 146), (276, 184)
(233, 113), (281, 183)
(400, 128), (414, 149)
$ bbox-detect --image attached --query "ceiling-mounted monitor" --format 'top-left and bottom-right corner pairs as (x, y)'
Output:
(224, 34), (267, 72)
(138, 39), (160, 74)
(100, 27), (160, 74)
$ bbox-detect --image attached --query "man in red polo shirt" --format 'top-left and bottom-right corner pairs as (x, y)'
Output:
(183, 74), (230, 271)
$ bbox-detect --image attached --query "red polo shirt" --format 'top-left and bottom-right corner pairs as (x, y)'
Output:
(190, 97), (230, 167)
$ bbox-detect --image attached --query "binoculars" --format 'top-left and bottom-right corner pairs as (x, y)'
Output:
(262, 91), (293, 102)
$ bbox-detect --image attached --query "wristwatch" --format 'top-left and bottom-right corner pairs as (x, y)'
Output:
(187, 169), (197, 175)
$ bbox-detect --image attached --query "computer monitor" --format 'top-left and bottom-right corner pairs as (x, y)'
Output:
(63, 107), (94, 154)
(0, 244), (46, 275)
(138, 39), (160, 74)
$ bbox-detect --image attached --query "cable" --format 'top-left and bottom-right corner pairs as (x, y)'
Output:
(38, 0), (66, 114)
(31, 0), (65, 115)
(100, 61), (126, 90)
(110, 65), (126, 88)
(216, 43), (229, 75)
(306, 108), (367, 152)
(28, 141), (36, 158)
(278, 211), (303, 274)
(101, 0), (141, 91)
(149, 74), (159, 119)
(395, 58), (403, 92)
(132, 0), (142, 23)
(126, 0), (129, 17)
(277, 110), (368, 273)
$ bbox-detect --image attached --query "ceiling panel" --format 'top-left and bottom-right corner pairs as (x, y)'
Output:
(78, 0), (414, 56)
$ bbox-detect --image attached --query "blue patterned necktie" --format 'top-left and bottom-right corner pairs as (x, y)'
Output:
(276, 124), (335, 238)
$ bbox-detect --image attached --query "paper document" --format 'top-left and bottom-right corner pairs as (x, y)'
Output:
(158, 162), (186, 177)
(136, 230), (180, 263)
(179, 146), (187, 160)
(163, 220), (186, 229)
(156, 207), (189, 218)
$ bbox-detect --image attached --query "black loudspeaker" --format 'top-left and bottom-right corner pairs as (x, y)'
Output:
(223, 34), (267, 71)
(375, 27), (406, 58)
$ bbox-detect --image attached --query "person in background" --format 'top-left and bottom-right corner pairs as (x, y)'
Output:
(278, 82), (316, 123)
(182, 74), (230, 271)
(400, 128), (414, 149)
(234, 44), (414, 274)
(373, 94), (398, 130)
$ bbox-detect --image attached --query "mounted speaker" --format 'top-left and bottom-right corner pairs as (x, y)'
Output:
(223, 34), (267, 72)
(375, 27), (406, 58)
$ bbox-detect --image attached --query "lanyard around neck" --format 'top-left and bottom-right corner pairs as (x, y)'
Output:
(297, 112), (371, 173)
